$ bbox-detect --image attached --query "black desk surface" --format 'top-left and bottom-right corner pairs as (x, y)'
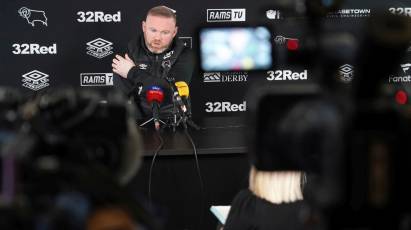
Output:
(139, 117), (248, 156)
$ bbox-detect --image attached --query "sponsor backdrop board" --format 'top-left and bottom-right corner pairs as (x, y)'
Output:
(1, 0), (410, 121)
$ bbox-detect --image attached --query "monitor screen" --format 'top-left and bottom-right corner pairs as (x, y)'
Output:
(199, 26), (272, 71)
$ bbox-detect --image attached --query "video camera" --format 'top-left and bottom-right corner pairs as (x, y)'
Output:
(0, 88), (161, 230)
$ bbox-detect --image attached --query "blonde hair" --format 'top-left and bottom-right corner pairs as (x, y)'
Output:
(249, 166), (304, 204)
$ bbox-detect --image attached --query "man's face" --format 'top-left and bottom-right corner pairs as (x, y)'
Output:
(142, 14), (177, 54)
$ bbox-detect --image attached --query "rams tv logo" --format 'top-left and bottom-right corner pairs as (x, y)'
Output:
(80, 73), (113, 86)
(207, 9), (246, 22)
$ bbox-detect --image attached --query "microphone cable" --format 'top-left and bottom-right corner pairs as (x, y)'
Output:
(148, 130), (164, 209)
(184, 128), (205, 230)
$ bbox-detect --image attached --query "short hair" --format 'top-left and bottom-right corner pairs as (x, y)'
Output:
(146, 5), (177, 23)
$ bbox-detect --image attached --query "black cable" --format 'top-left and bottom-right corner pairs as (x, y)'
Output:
(184, 128), (205, 230)
(148, 130), (164, 209)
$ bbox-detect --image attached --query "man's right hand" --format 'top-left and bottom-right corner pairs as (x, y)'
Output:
(112, 54), (136, 79)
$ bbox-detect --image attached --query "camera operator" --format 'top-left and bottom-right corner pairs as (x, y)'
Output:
(112, 5), (194, 121)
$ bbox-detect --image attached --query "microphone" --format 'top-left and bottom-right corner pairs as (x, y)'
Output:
(159, 65), (187, 114)
(175, 81), (189, 98)
(146, 86), (164, 130)
(175, 81), (191, 115)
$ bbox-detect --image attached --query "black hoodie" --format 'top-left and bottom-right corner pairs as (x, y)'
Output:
(114, 34), (194, 119)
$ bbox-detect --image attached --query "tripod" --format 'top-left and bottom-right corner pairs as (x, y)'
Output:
(139, 116), (167, 130)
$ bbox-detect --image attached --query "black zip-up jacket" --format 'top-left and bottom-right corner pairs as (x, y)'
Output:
(114, 34), (194, 119)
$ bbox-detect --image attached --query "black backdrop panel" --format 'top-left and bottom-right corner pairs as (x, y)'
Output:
(1, 0), (410, 120)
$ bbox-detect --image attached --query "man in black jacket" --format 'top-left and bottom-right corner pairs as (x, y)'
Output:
(112, 5), (194, 121)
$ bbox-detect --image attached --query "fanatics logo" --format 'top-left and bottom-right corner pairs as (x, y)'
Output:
(86, 38), (113, 59)
(22, 70), (49, 91)
(80, 73), (113, 86)
(18, 7), (48, 26)
(401, 63), (411, 73)
(207, 9), (246, 22)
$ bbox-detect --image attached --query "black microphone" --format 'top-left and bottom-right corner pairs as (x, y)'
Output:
(160, 61), (187, 114)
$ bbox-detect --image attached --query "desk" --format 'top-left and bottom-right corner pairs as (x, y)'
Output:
(139, 117), (248, 156)
(131, 116), (250, 230)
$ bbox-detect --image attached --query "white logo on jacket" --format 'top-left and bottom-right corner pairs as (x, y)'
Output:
(138, 64), (148, 70)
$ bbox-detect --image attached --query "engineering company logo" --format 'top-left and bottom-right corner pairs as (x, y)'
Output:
(18, 7), (48, 26)
(267, 70), (308, 81)
(203, 72), (248, 83)
(80, 73), (113, 86)
(86, 38), (113, 59)
(338, 64), (354, 83)
(207, 9), (246, 22)
(77, 11), (121, 22)
(327, 9), (371, 18)
(205, 101), (247, 113)
(22, 70), (49, 91)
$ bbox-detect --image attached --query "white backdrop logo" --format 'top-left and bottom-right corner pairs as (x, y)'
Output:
(267, 70), (308, 81)
(22, 70), (49, 91)
(80, 73), (113, 86)
(77, 11), (121, 22)
(327, 9), (371, 18)
(207, 9), (246, 22)
(18, 7), (48, 26)
(401, 63), (411, 73)
(86, 38), (113, 59)
(205, 101), (247, 113)
(389, 63), (411, 83)
(389, 7), (411, 16)
(266, 10), (281, 19)
(12, 43), (57, 55)
(203, 72), (248, 83)
(338, 64), (354, 83)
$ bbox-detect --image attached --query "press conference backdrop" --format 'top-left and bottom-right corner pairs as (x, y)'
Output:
(1, 0), (410, 121)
